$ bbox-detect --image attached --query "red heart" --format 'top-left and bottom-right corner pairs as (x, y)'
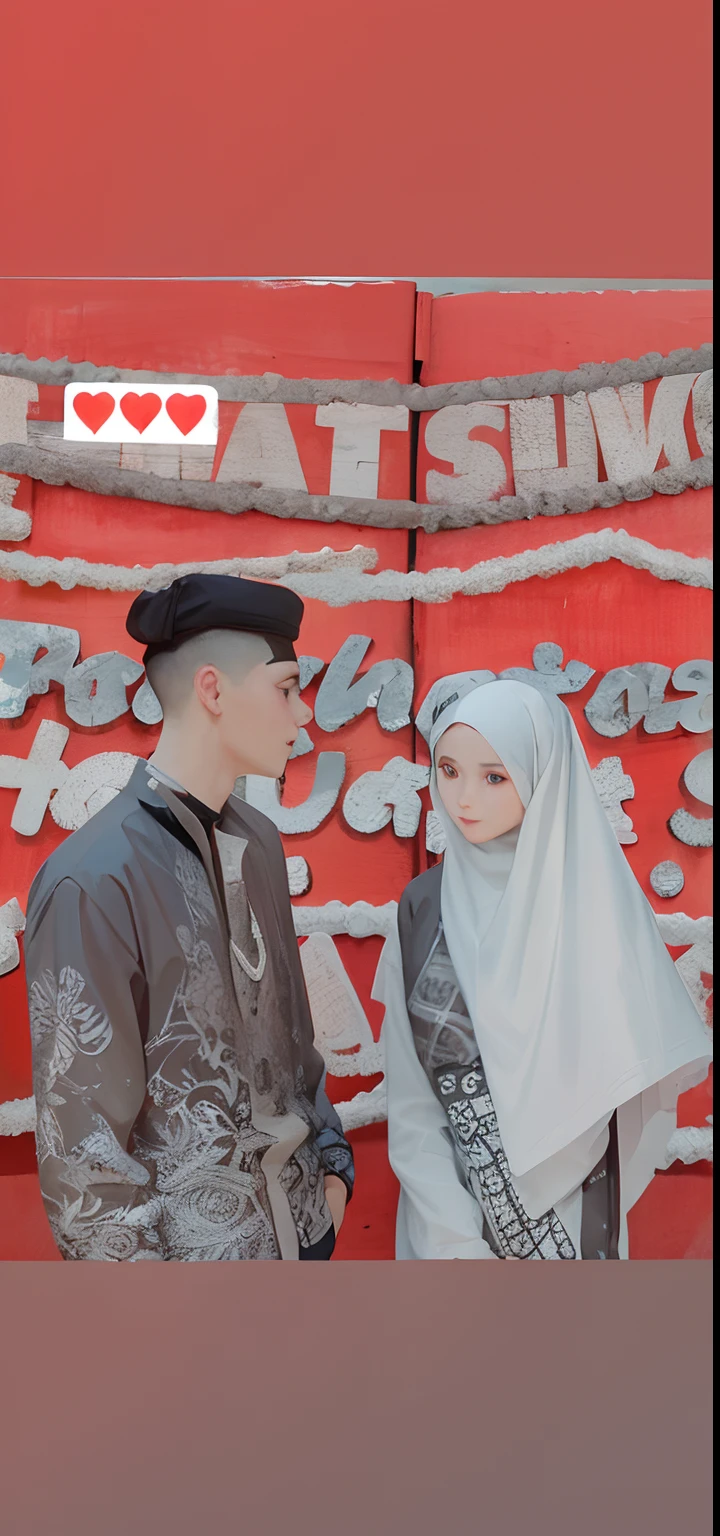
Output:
(120, 392), (162, 433)
(73, 392), (115, 434)
(166, 393), (207, 436)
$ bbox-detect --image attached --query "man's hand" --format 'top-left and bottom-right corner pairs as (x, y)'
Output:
(324, 1174), (348, 1236)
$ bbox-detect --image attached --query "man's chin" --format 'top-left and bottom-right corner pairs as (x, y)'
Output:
(258, 759), (290, 783)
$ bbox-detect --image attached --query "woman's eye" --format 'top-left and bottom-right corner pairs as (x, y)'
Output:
(487, 773), (505, 785)
(440, 764), (457, 779)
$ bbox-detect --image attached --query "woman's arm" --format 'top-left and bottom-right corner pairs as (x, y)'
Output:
(374, 928), (496, 1261)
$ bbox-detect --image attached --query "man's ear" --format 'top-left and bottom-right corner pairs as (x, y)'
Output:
(194, 664), (223, 716)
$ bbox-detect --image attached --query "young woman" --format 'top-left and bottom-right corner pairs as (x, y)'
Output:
(377, 680), (710, 1260)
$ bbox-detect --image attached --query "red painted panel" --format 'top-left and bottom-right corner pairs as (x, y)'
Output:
(415, 291), (713, 1260)
(0, 280), (417, 1263)
(0, 284), (712, 1261)
(0, 279), (417, 381)
(419, 290), (713, 384)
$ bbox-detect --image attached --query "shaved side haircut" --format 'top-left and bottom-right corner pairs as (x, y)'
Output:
(145, 629), (276, 717)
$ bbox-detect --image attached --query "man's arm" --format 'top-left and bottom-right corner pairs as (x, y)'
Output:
(253, 811), (356, 1212)
(313, 1071), (355, 1223)
(26, 875), (166, 1261)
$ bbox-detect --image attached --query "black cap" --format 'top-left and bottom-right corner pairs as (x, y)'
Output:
(126, 573), (304, 663)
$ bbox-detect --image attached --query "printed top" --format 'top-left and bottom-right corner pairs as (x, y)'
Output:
(395, 863), (619, 1261)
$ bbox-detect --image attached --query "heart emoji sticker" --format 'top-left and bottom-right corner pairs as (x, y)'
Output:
(120, 393), (162, 434)
(166, 394), (207, 436)
(73, 392), (116, 434)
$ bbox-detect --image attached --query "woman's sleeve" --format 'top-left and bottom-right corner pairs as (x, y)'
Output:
(374, 924), (496, 1261)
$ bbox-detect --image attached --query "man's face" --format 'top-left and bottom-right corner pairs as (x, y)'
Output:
(214, 656), (313, 779)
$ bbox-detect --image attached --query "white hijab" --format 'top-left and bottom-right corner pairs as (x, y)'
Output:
(430, 680), (710, 1206)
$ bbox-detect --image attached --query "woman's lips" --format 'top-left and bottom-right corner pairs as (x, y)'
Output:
(458, 815), (479, 825)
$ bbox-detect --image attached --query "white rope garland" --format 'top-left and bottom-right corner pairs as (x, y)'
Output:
(0, 443), (711, 536)
(0, 543), (379, 592)
(292, 901), (398, 938)
(0, 529), (710, 603)
(280, 528), (712, 606)
(0, 1097), (36, 1137)
(1, 342), (711, 406)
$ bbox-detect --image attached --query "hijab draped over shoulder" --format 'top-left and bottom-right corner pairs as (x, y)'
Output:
(428, 680), (710, 1210)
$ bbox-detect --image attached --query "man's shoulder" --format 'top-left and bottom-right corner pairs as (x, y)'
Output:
(27, 783), (167, 912)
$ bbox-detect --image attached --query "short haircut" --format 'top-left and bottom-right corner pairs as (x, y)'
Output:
(145, 628), (276, 716)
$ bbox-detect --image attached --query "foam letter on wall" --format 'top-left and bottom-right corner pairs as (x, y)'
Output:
(0, 472), (28, 541)
(343, 758), (430, 838)
(0, 620), (81, 719)
(641, 660), (713, 735)
(588, 374), (696, 481)
(670, 749), (713, 848)
(0, 898), (26, 977)
(63, 652), (145, 726)
(500, 642), (595, 696)
(315, 635), (414, 733)
(50, 752), (139, 829)
(692, 370), (713, 457)
(0, 375), (38, 443)
(585, 663), (671, 738)
(243, 753), (346, 833)
(216, 404), (308, 489)
(590, 757), (637, 845)
(508, 393), (599, 495)
(0, 719), (70, 834)
(315, 404), (409, 498)
(132, 677), (164, 725)
(424, 404), (508, 505)
(1, 376), (39, 535)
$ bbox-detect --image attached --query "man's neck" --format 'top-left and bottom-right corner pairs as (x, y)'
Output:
(148, 726), (236, 815)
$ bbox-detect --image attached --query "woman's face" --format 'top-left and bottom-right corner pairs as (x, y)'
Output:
(435, 723), (526, 845)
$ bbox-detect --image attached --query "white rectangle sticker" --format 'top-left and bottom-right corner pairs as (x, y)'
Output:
(63, 383), (219, 445)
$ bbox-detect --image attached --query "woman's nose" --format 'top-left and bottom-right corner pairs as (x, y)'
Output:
(300, 698), (314, 726)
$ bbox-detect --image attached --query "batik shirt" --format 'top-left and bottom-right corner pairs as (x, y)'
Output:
(24, 761), (354, 1262)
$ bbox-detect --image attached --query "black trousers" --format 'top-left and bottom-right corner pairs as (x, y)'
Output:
(298, 1224), (336, 1261)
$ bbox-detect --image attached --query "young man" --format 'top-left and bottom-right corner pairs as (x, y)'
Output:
(25, 573), (354, 1261)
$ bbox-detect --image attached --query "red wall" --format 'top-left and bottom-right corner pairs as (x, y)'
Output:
(0, 281), (712, 1260)
(414, 289), (713, 1258)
